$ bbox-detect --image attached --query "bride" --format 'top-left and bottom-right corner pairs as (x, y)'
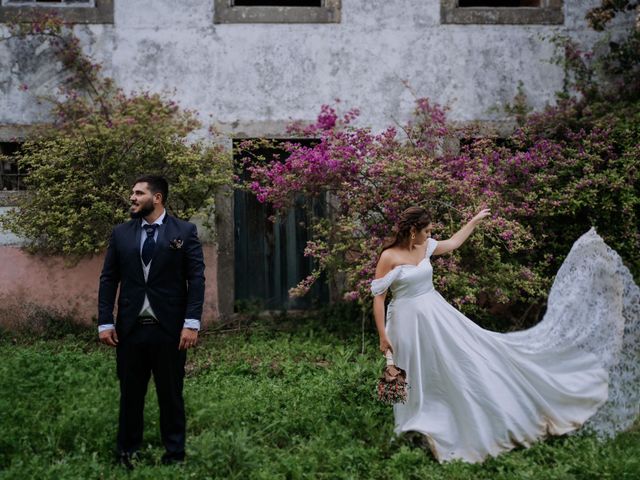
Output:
(371, 206), (639, 463)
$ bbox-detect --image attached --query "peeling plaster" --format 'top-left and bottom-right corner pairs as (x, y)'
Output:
(1, 0), (627, 132)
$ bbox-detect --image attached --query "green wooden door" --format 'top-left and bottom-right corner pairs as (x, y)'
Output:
(234, 141), (328, 311)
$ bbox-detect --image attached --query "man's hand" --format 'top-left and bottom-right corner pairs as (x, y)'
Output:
(99, 328), (119, 347)
(179, 328), (198, 350)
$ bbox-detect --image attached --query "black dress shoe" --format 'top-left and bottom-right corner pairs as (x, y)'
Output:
(117, 452), (136, 470)
(161, 452), (185, 465)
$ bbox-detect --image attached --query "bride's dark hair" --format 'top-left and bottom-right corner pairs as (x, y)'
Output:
(381, 206), (432, 253)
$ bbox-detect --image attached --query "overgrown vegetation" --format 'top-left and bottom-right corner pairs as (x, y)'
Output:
(0, 3), (638, 478)
(243, 5), (640, 330)
(1, 319), (638, 479)
(0, 14), (232, 257)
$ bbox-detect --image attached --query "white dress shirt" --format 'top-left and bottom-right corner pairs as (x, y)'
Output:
(98, 209), (200, 332)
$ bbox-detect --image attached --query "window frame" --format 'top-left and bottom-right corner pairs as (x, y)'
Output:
(0, 141), (26, 193)
(214, 0), (341, 24)
(441, 0), (563, 25)
(0, 0), (113, 24)
(0, 125), (34, 200)
(0, 124), (30, 204)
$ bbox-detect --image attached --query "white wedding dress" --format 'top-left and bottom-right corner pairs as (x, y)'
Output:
(371, 229), (639, 463)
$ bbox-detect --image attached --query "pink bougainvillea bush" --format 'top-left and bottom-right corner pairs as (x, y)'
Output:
(243, 4), (640, 330)
(244, 101), (538, 329)
(245, 101), (638, 331)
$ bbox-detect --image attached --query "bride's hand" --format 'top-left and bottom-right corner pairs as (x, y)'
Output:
(471, 208), (491, 224)
(379, 336), (393, 354)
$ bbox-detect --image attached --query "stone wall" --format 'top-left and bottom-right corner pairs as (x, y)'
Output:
(0, 244), (219, 329)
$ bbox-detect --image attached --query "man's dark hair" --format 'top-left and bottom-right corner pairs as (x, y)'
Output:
(134, 175), (169, 204)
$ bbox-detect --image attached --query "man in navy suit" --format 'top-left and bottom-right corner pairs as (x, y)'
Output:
(98, 175), (205, 468)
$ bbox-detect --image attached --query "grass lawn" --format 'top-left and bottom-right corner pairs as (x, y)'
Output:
(1, 311), (638, 480)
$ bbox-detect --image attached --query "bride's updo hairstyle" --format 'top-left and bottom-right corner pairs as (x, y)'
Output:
(381, 206), (432, 253)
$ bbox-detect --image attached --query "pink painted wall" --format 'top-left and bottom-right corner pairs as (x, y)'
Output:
(0, 245), (219, 330)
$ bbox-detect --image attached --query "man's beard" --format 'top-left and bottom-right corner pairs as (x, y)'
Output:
(130, 199), (155, 219)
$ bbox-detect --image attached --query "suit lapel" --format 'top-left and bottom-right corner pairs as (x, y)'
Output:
(148, 214), (172, 282)
(129, 220), (146, 284)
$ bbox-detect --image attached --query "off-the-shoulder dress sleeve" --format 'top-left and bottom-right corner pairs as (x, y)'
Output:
(371, 267), (401, 296)
(426, 237), (438, 258)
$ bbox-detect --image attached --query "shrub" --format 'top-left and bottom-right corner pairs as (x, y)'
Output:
(243, 102), (548, 329)
(243, 7), (640, 329)
(0, 13), (232, 257)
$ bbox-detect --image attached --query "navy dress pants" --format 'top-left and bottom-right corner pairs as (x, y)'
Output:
(116, 324), (187, 457)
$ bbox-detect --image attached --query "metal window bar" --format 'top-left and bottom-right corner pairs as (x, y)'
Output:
(233, 1), (322, 6)
(0, 143), (26, 191)
(2, 1), (95, 7)
(458, 1), (541, 6)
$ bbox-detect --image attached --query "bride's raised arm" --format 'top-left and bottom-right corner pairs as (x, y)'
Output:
(432, 208), (491, 256)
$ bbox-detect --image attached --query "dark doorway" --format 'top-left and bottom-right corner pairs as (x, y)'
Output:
(233, 139), (329, 311)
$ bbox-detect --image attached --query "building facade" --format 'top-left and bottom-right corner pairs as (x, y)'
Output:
(0, 0), (609, 326)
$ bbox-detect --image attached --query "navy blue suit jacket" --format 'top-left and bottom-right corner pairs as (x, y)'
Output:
(98, 214), (206, 339)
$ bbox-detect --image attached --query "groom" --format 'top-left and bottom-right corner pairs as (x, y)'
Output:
(98, 175), (205, 468)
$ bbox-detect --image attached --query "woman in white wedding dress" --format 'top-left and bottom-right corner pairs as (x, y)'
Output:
(372, 207), (639, 463)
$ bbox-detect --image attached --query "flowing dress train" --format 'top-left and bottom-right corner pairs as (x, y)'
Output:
(371, 229), (639, 463)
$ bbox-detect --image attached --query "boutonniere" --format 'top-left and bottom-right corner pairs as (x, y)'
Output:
(169, 238), (184, 250)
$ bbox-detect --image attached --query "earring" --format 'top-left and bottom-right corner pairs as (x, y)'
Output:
(411, 233), (416, 240)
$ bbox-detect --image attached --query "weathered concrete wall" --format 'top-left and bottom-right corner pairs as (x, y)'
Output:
(0, 0), (622, 133)
(0, 244), (219, 328)
(0, 0), (634, 325)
